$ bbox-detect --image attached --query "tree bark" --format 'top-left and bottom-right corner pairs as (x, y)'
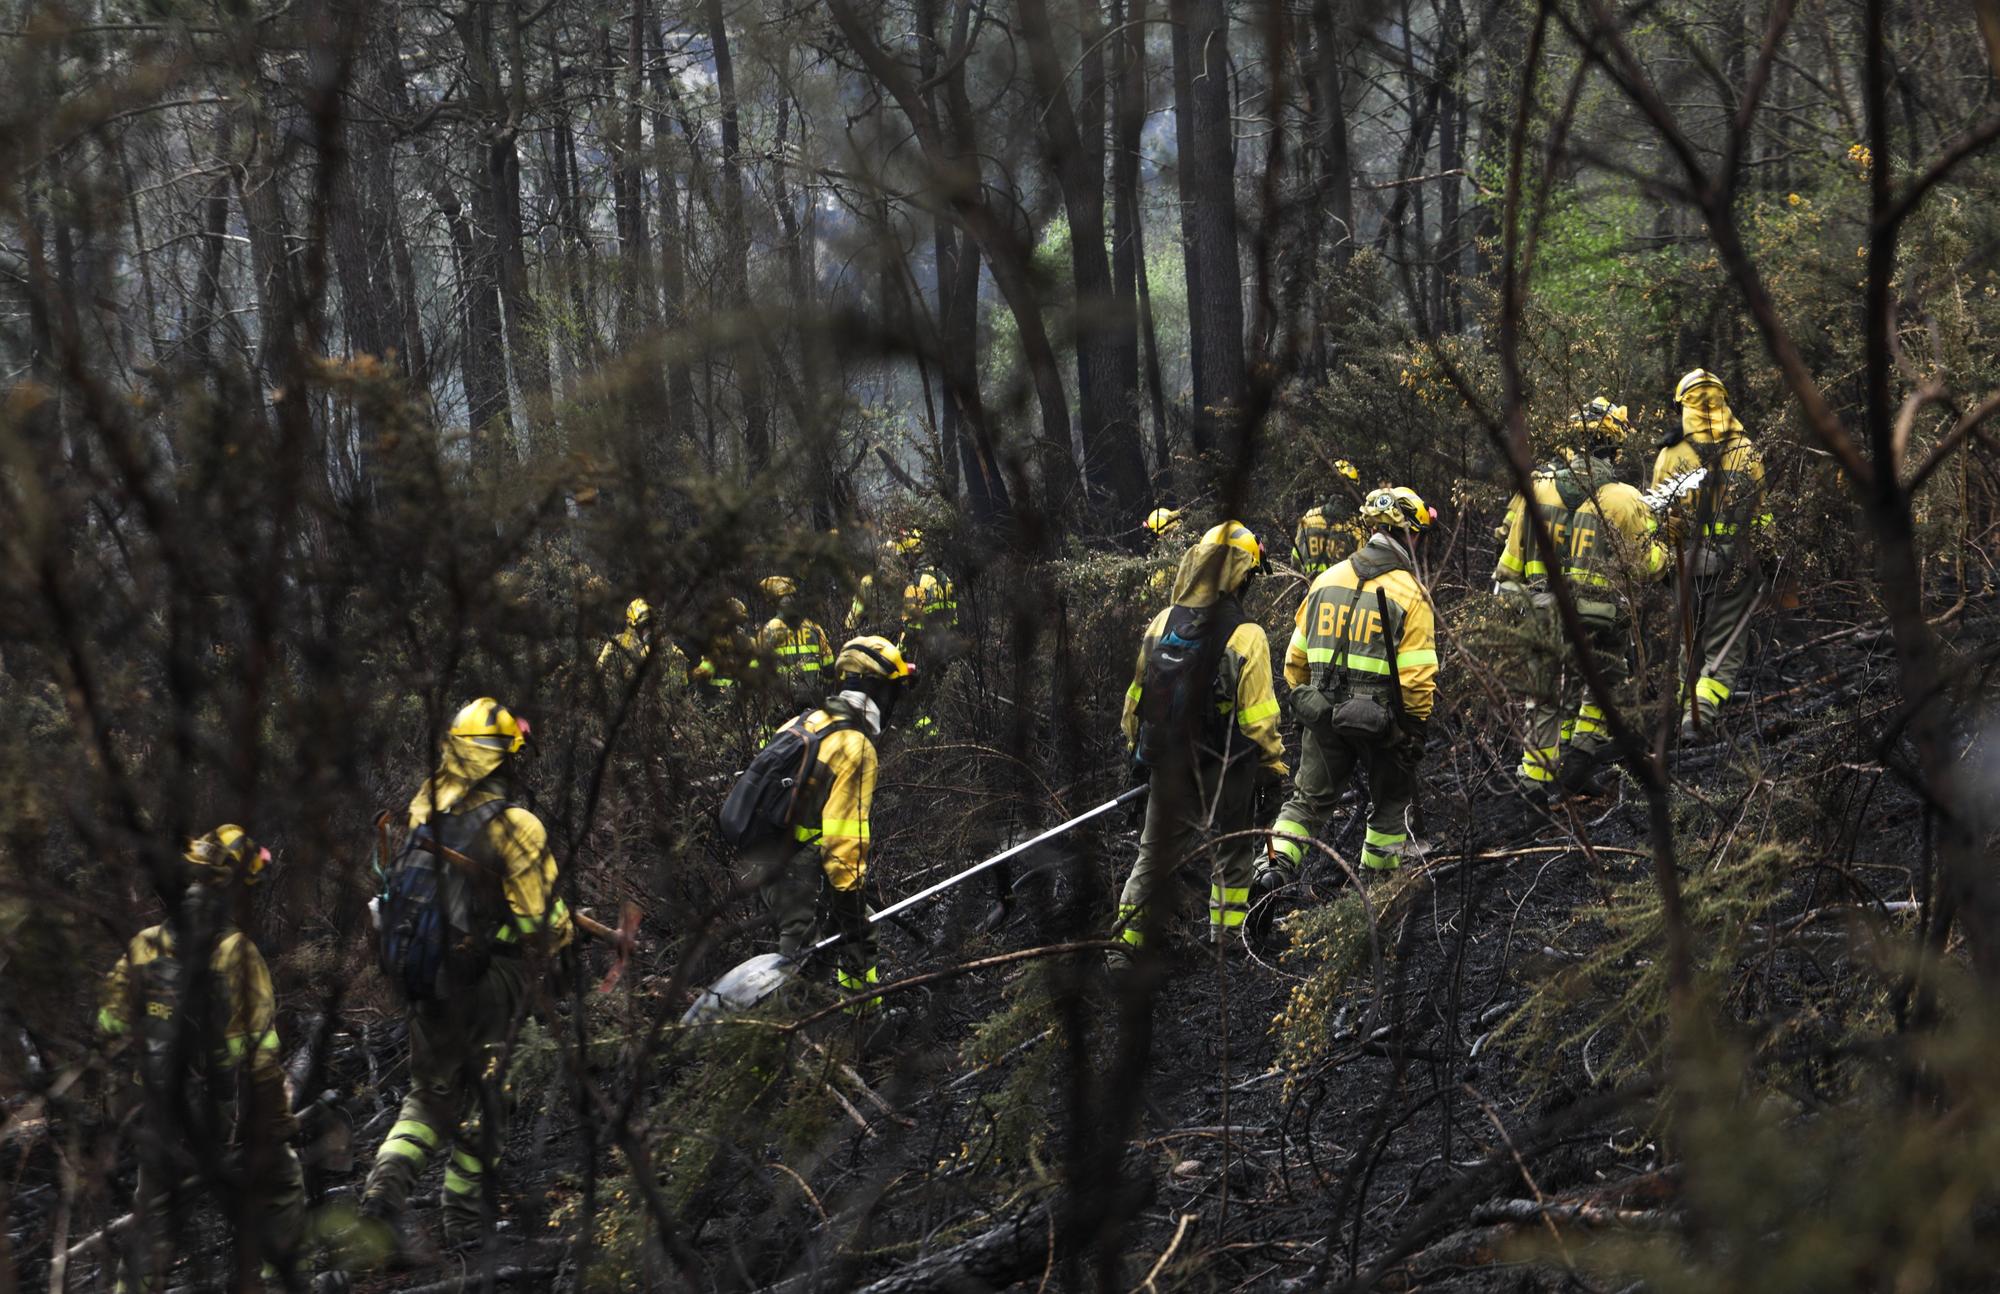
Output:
(826, 0), (1076, 533)
(935, 0), (1014, 529)
(1112, 0), (1171, 492)
(437, 181), (513, 467)
(1167, 0), (1207, 454)
(1173, 0), (1248, 460)
(648, 9), (698, 449)
(705, 0), (771, 472)
(1021, 0), (1148, 526)
(493, 0), (553, 454)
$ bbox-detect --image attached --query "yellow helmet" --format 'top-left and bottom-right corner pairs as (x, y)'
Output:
(1200, 520), (1264, 566)
(893, 528), (924, 556)
(1675, 368), (1726, 405)
(1570, 398), (1632, 443)
(835, 635), (916, 682)
(625, 597), (652, 630)
(448, 697), (530, 754)
(1143, 506), (1183, 537)
(759, 575), (797, 599)
(1359, 486), (1436, 532)
(184, 824), (271, 886)
(1334, 459), (1360, 482)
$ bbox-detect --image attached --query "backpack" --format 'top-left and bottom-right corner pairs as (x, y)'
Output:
(376, 798), (511, 1002)
(718, 711), (858, 848)
(1134, 601), (1247, 768)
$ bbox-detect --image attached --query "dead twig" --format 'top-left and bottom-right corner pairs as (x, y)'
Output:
(1131, 1212), (1197, 1293)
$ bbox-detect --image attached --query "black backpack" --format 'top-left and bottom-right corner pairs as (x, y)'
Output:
(376, 799), (511, 1002)
(718, 711), (859, 848)
(1135, 600), (1247, 767)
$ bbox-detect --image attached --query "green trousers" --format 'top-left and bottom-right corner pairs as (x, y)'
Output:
(1266, 722), (1419, 877)
(1684, 567), (1761, 724)
(120, 1127), (305, 1290)
(1518, 613), (1627, 790)
(1112, 758), (1258, 959)
(362, 956), (528, 1230)
(741, 837), (879, 1001)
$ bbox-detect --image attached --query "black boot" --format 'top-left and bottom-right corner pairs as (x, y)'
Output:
(1556, 747), (1610, 799)
(1245, 869), (1286, 951)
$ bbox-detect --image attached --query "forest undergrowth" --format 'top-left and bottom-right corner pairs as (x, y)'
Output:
(9, 548), (1985, 1293)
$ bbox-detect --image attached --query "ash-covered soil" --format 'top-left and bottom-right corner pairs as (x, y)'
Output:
(17, 603), (1942, 1293)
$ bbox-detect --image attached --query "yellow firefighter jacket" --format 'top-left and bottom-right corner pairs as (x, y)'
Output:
(1494, 453), (1667, 602)
(408, 737), (574, 952)
(597, 630), (689, 687)
(1122, 535), (1287, 776)
(901, 569), (957, 636)
(1291, 505), (1364, 579)
(784, 696), (880, 891)
(1286, 535), (1438, 721)
(99, 916), (282, 1078)
(1650, 393), (1771, 546)
(757, 616), (833, 682)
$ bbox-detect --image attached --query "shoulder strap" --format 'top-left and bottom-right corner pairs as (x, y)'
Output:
(427, 797), (513, 853)
(1551, 465), (1590, 510)
(1377, 586), (1404, 721)
(1332, 580), (1353, 684)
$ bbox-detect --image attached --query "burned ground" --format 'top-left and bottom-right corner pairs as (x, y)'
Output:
(9, 578), (1945, 1293)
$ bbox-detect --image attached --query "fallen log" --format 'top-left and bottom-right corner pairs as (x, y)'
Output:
(846, 1152), (1156, 1294)
(357, 1266), (557, 1294)
(1470, 1198), (1680, 1229)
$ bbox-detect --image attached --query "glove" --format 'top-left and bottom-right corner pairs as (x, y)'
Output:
(1255, 778), (1286, 824)
(1398, 714), (1429, 749)
(827, 881), (869, 939)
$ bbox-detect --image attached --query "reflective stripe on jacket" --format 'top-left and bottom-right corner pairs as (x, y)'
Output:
(597, 631), (688, 686)
(1121, 613), (1285, 772)
(100, 922), (282, 1080)
(1495, 455), (1667, 592)
(758, 618), (833, 679)
(1291, 506), (1362, 578)
(1119, 530), (1285, 774)
(1285, 537), (1438, 720)
(902, 569), (957, 631)
(409, 757), (574, 952)
(1651, 431), (1770, 540)
(788, 703), (879, 891)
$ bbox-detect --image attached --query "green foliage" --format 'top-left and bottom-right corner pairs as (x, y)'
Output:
(1495, 842), (1794, 1091)
(1270, 870), (1425, 1094)
(581, 1015), (836, 1285)
(950, 964), (1068, 1175)
(1554, 981), (2000, 1292)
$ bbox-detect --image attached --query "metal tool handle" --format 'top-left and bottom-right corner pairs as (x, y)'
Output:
(807, 784), (1149, 954)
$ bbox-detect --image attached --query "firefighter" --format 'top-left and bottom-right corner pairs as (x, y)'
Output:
(355, 699), (573, 1252)
(895, 532), (956, 736)
(1495, 399), (1668, 799)
(691, 596), (758, 698)
(737, 636), (915, 1006)
(1290, 459), (1365, 580)
(1654, 368), (1772, 740)
(98, 825), (309, 1289)
(1256, 488), (1438, 917)
(1143, 506), (1184, 598)
(755, 576), (834, 707)
(845, 535), (903, 633)
(899, 553), (958, 651)
(1111, 521), (1287, 964)
(596, 596), (688, 689)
